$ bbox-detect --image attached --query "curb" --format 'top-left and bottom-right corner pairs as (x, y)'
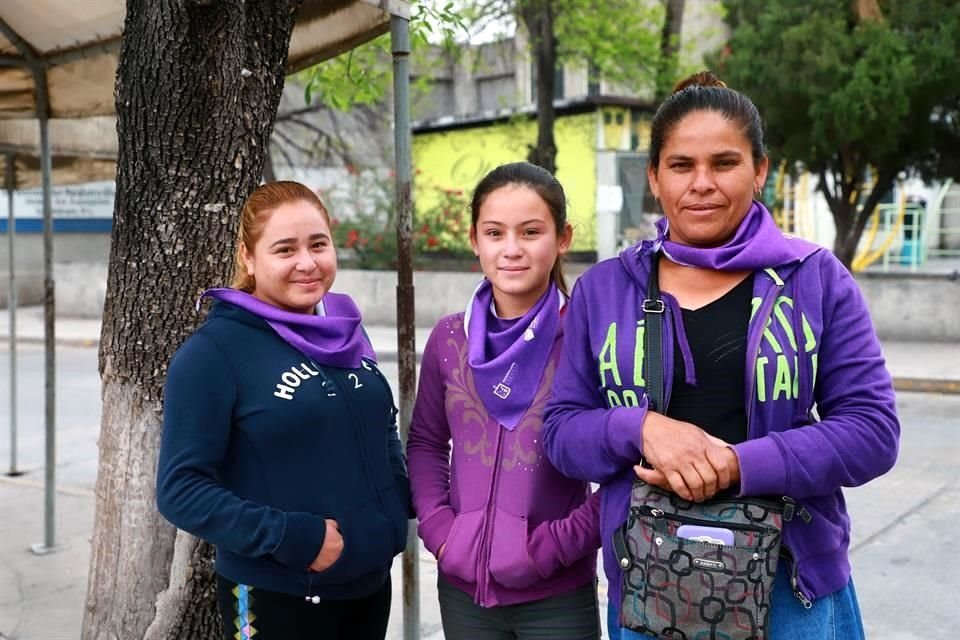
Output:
(892, 377), (960, 395)
(1, 336), (426, 361)
(1, 336), (99, 348)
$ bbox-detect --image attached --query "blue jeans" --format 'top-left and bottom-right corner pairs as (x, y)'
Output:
(606, 563), (865, 640)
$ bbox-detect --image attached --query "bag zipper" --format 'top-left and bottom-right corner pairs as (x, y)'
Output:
(635, 505), (775, 535)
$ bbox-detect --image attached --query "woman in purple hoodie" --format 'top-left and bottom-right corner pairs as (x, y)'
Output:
(543, 72), (899, 639)
(407, 162), (602, 639)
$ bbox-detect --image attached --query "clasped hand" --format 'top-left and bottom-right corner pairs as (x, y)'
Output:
(635, 412), (740, 502)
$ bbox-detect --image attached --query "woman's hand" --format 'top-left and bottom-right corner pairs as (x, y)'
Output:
(635, 413), (739, 502)
(437, 542), (446, 560)
(309, 519), (344, 572)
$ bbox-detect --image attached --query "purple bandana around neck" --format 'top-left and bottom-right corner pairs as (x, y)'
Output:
(198, 288), (375, 368)
(654, 201), (802, 271)
(465, 280), (563, 431)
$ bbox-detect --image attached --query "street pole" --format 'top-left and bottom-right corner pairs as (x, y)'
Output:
(5, 153), (20, 477)
(30, 66), (60, 555)
(391, 13), (419, 640)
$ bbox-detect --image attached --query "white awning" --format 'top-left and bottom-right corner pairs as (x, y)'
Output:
(0, 0), (409, 185)
(0, 0), (409, 119)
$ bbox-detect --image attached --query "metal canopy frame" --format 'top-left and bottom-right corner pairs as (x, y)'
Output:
(1, 4), (421, 637)
(0, 15), (58, 556)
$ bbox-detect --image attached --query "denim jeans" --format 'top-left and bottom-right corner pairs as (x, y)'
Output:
(606, 562), (865, 640)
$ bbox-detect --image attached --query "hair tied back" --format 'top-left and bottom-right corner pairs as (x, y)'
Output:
(673, 70), (727, 94)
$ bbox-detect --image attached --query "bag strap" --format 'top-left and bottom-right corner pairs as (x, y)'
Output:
(642, 257), (665, 412)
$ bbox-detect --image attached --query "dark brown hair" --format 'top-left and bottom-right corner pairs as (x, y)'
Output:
(470, 162), (570, 297)
(230, 181), (331, 292)
(649, 70), (765, 170)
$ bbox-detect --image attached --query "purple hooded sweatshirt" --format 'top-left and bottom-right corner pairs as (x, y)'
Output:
(542, 231), (899, 610)
(407, 312), (601, 608)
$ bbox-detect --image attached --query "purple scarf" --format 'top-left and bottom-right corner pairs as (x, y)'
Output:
(198, 288), (375, 368)
(465, 280), (563, 430)
(653, 201), (805, 271)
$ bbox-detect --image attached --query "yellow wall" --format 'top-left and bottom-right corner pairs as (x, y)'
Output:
(599, 106), (651, 152)
(413, 112), (598, 251)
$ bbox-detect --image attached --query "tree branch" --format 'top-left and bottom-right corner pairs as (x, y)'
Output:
(852, 166), (896, 245)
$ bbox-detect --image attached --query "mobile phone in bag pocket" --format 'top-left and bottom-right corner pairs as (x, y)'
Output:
(676, 524), (735, 546)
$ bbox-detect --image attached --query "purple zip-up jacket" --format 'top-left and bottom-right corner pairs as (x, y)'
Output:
(543, 240), (899, 609)
(408, 313), (600, 608)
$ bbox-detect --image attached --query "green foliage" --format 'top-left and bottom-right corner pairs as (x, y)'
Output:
(550, 0), (663, 89)
(717, 0), (960, 183)
(715, 0), (960, 262)
(326, 168), (472, 270)
(301, 1), (467, 111)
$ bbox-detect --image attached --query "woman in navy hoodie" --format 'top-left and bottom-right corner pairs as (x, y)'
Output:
(157, 181), (409, 640)
(543, 72), (899, 639)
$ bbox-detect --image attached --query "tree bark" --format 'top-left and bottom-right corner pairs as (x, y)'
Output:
(656, 0), (685, 99)
(520, 0), (558, 175)
(82, 1), (302, 638)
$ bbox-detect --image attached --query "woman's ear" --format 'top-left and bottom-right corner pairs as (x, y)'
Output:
(240, 244), (255, 276)
(469, 225), (480, 257)
(756, 155), (770, 191)
(647, 164), (660, 201)
(558, 223), (573, 255)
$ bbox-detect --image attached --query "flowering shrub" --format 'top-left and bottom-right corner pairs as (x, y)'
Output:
(324, 168), (472, 270)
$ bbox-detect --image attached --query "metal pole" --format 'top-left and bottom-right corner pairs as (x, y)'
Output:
(5, 153), (20, 477)
(30, 66), (59, 555)
(391, 14), (419, 640)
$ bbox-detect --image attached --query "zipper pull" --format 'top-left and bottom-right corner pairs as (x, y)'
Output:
(790, 576), (813, 609)
(643, 507), (669, 533)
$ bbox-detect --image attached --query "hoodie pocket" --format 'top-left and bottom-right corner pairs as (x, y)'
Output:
(487, 507), (542, 590)
(438, 508), (484, 584)
(382, 485), (410, 556)
(311, 500), (394, 585)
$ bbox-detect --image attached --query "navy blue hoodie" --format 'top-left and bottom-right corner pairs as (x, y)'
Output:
(157, 300), (409, 600)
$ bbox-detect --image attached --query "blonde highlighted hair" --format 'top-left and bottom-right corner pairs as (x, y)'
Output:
(230, 181), (331, 292)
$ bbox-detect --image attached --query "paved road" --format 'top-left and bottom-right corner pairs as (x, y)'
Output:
(1, 344), (958, 639)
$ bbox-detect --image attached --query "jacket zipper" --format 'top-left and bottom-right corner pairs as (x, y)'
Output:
(332, 369), (386, 512)
(476, 426), (506, 606)
(779, 546), (813, 609)
(745, 276), (783, 430)
(743, 273), (813, 608)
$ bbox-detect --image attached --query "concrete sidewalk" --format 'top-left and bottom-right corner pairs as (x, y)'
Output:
(1, 305), (958, 392)
(0, 305), (433, 360)
(1, 314), (959, 639)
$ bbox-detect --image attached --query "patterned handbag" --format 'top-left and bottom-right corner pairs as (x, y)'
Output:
(612, 259), (800, 639)
(613, 482), (796, 638)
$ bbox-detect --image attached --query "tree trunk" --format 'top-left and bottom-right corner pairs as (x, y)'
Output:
(520, 0), (558, 174)
(828, 170), (895, 271)
(656, 0), (685, 99)
(82, 1), (301, 638)
(852, 0), (883, 22)
(831, 203), (858, 269)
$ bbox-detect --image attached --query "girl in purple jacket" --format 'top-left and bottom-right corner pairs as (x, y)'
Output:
(543, 72), (899, 639)
(407, 162), (602, 639)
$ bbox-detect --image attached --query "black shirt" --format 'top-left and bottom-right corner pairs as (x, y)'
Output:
(665, 274), (754, 445)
